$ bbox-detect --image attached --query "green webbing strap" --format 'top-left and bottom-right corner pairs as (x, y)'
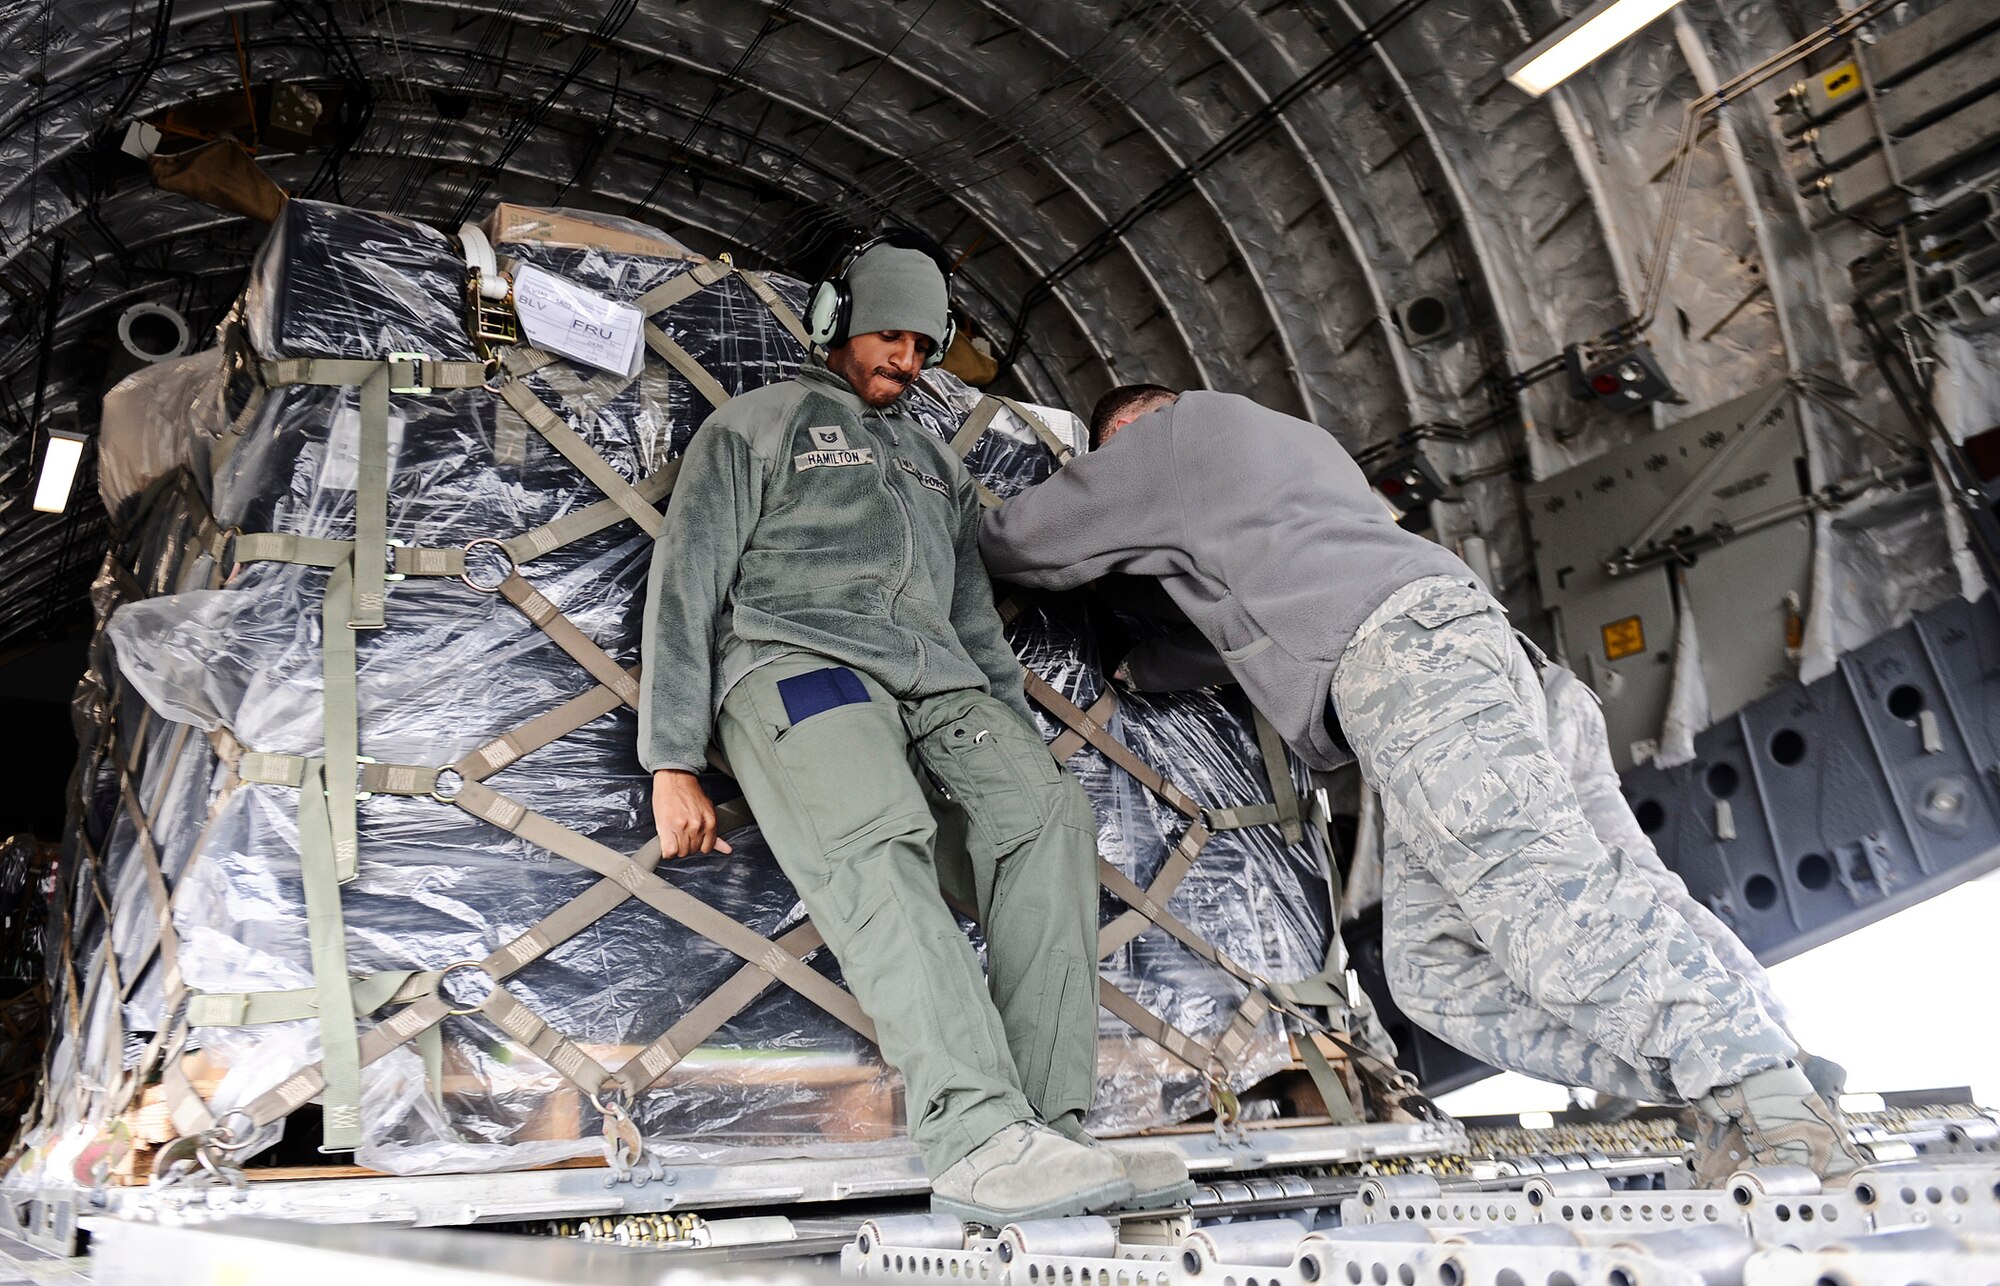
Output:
(631, 260), (810, 355)
(740, 270), (812, 350)
(499, 346), (563, 378)
(1297, 1027), (1361, 1124)
(495, 573), (645, 708)
(953, 395), (1077, 466)
(994, 396), (1077, 464)
(234, 749), (438, 799)
(494, 348), (561, 468)
(949, 400), (1011, 510)
(1097, 979), (1208, 1071)
(236, 838), (675, 1132)
(1023, 673), (1202, 817)
(497, 379), (665, 537)
(950, 397), (1005, 459)
(1251, 711), (1306, 846)
(1095, 856), (1263, 995)
(351, 366), (391, 630)
(1046, 688), (1111, 763)
(1201, 802), (1285, 829)
(260, 355), (489, 392)
(643, 322), (733, 410)
(502, 467), (677, 565)
(478, 985), (612, 1097)
(226, 532), (466, 579)
(610, 920), (824, 1096)
(231, 532), (350, 569)
(1311, 788), (1345, 921)
(629, 261), (740, 409)
(1096, 821), (1211, 960)
(1213, 990), (1271, 1074)
(452, 673), (636, 782)
(189, 970), (439, 1027)
(322, 558), (362, 883)
(115, 763), (182, 1001)
(450, 779), (875, 1041)
(632, 259), (736, 317)
(163, 1026), (218, 1139)
(296, 758), (363, 1151)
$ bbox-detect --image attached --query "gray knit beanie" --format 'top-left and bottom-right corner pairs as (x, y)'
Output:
(844, 244), (949, 347)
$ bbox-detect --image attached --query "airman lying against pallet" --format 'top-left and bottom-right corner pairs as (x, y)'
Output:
(979, 384), (1866, 1186)
(640, 234), (1191, 1226)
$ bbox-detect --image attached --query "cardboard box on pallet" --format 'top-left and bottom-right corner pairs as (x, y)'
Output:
(483, 203), (695, 260)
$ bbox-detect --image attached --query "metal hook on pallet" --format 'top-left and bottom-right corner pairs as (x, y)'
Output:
(1207, 1067), (1247, 1147)
(148, 1129), (248, 1193)
(592, 1088), (660, 1187)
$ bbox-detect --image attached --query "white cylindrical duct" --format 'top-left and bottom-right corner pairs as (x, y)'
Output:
(117, 302), (191, 364)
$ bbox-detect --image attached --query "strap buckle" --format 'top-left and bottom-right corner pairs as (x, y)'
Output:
(353, 755), (378, 801)
(383, 537), (407, 582)
(387, 352), (431, 395)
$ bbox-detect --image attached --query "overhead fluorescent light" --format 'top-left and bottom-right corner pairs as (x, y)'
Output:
(32, 429), (88, 514)
(1504, 0), (1686, 97)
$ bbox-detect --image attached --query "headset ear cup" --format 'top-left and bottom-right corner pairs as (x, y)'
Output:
(926, 314), (956, 369)
(806, 281), (841, 349)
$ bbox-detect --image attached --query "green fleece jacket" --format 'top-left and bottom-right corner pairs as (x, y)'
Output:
(638, 361), (1033, 773)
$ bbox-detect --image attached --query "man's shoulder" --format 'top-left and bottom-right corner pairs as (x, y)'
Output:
(697, 377), (821, 455)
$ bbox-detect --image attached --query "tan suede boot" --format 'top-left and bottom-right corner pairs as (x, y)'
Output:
(929, 1123), (1135, 1226)
(1683, 1061), (1865, 1188)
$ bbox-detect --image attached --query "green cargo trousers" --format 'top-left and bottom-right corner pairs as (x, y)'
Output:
(715, 651), (1103, 1174)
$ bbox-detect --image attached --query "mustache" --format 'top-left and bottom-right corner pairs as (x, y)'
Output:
(871, 367), (915, 386)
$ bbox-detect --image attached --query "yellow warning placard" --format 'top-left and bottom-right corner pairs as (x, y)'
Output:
(1821, 62), (1860, 100)
(1602, 615), (1646, 662)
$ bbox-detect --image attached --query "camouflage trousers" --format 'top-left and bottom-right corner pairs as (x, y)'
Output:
(1330, 577), (1797, 1102)
(1540, 663), (1800, 1038)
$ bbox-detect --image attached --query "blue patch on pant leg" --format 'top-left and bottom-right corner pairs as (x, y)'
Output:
(777, 666), (872, 727)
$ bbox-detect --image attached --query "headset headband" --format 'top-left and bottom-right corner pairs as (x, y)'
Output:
(834, 228), (955, 289)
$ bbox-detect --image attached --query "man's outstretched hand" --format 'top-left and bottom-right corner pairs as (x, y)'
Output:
(652, 769), (734, 858)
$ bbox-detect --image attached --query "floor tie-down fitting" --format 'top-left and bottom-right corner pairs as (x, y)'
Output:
(845, 1162), (2000, 1286)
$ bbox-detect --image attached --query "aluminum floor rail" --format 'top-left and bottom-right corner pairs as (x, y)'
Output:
(845, 1164), (2000, 1286)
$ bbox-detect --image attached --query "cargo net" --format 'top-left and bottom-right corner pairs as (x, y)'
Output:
(13, 200), (1395, 1185)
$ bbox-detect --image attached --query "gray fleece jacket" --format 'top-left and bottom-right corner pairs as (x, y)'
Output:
(639, 361), (1032, 773)
(978, 390), (1472, 771)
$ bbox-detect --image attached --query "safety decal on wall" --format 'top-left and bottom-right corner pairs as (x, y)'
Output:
(1821, 62), (1860, 100)
(1602, 615), (1646, 662)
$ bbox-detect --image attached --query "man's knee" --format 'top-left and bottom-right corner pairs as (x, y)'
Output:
(1048, 772), (1096, 835)
(806, 805), (944, 929)
(1381, 934), (1440, 1024)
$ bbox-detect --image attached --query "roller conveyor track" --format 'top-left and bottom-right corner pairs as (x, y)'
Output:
(844, 1161), (2000, 1286)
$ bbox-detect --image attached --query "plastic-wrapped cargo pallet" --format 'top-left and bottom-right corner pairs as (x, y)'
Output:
(12, 200), (1356, 1181)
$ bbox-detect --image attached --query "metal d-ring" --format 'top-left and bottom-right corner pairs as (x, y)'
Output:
(436, 959), (496, 1016)
(209, 1110), (259, 1154)
(430, 765), (465, 805)
(459, 537), (517, 593)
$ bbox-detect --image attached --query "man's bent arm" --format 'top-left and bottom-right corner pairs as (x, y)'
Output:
(978, 428), (1182, 590)
(949, 482), (1037, 726)
(639, 423), (763, 772)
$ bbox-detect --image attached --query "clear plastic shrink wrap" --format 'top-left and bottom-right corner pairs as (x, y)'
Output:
(20, 200), (1339, 1179)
